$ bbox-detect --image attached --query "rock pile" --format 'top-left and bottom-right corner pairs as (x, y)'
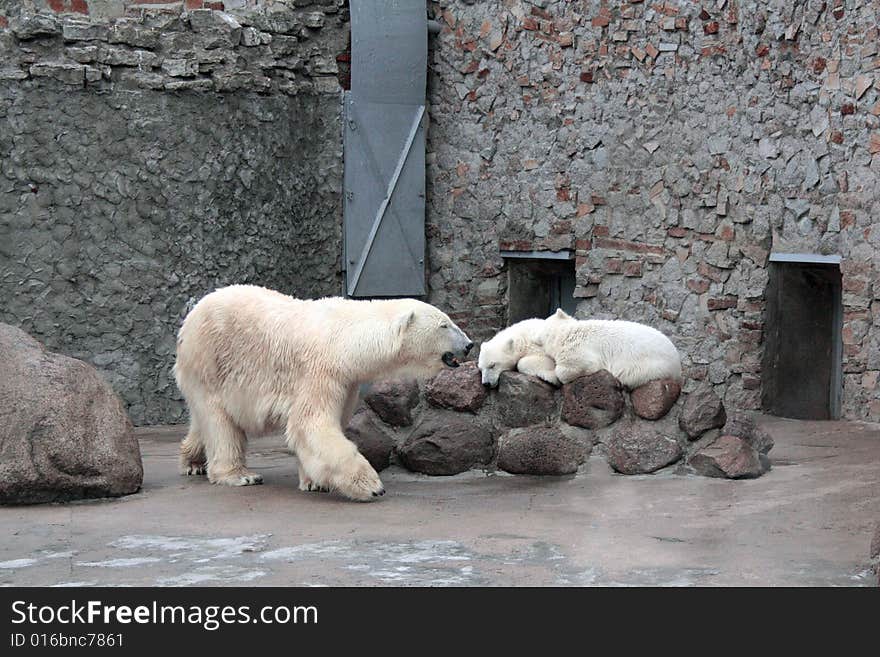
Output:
(346, 362), (773, 480)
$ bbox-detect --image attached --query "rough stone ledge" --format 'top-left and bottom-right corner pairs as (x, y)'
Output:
(350, 365), (772, 481)
(1, 7), (348, 95)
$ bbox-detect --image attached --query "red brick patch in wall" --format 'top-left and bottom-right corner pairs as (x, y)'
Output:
(594, 237), (666, 256)
(604, 258), (623, 274)
(0, 15), (8, 28)
(686, 278), (710, 294)
(47, 0), (89, 13)
(623, 261), (643, 277)
(707, 296), (738, 311)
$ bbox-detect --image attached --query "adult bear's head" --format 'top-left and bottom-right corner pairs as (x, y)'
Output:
(392, 300), (473, 377)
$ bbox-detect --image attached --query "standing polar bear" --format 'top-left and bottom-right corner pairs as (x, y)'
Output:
(173, 284), (472, 501)
(478, 309), (681, 389)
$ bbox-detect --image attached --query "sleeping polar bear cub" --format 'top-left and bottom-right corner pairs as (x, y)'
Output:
(173, 284), (472, 501)
(478, 309), (681, 389)
(541, 309), (682, 388)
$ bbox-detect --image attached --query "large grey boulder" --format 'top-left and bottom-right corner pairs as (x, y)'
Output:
(397, 411), (495, 476)
(497, 424), (589, 476)
(722, 411), (774, 454)
(493, 371), (558, 428)
(603, 415), (683, 475)
(630, 378), (682, 420)
(561, 370), (625, 429)
(364, 379), (419, 427)
(679, 386), (727, 439)
(425, 362), (488, 413)
(688, 435), (767, 479)
(0, 324), (143, 504)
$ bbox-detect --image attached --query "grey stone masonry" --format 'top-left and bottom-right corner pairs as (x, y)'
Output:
(0, 1), (348, 424)
(426, 0), (880, 421)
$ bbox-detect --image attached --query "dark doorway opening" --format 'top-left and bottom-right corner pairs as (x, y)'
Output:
(504, 254), (576, 325)
(762, 256), (842, 420)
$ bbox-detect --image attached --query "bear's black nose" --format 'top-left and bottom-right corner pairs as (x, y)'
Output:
(464, 342), (474, 355)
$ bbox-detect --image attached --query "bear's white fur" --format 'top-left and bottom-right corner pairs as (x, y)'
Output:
(173, 284), (472, 501)
(477, 310), (682, 389)
(541, 309), (681, 388)
(477, 318), (559, 387)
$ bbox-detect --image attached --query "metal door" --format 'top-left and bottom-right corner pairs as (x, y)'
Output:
(344, 0), (427, 297)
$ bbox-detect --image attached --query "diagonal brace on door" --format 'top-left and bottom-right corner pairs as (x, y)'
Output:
(346, 104), (425, 296)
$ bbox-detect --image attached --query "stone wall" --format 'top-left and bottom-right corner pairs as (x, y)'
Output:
(6, 0), (880, 425)
(424, 0), (880, 420)
(0, 1), (348, 424)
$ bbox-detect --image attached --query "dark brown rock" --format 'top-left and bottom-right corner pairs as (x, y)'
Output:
(604, 416), (683, 474)
(397, 411), (494, 476)
(561, 370), (625, 429)
(679, 386), (727, 439)
(364, 379), (419, 427)
(344, 408), (394, 472)
(493, 371), (558, 428)
(0, 323), (143, 504)
(497, 424), (590, 476)
(722, 411), (774, 454)
(631, 378), (682, 420)
(425, 361), (488, 413)
(688, 435), (766, 479)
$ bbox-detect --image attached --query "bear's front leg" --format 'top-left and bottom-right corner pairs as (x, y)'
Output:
(516, 354), (560, 385)
(287, 419), (384, 501)
(297, 462), (329, 493)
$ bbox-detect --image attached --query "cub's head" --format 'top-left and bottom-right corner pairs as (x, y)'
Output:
(478, 317), (549, 387)
(394, 301), (473, 378)
(476, 335), (519, 388)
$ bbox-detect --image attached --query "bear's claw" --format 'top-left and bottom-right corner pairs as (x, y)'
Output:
(212, 471), (264, 486)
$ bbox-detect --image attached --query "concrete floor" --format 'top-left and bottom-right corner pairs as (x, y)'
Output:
(1, 415), (878, 587)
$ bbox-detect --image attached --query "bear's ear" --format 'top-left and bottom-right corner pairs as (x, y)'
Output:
(503, 337), (516, 353)
(394, 310), (416, 335)
(553, 308), (571, 320)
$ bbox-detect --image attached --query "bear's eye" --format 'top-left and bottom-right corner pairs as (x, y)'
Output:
(439, 322), (449, 329)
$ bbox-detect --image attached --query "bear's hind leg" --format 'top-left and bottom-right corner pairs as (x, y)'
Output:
(203, 405), (263, 486)
(179, 405), (207, 475)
